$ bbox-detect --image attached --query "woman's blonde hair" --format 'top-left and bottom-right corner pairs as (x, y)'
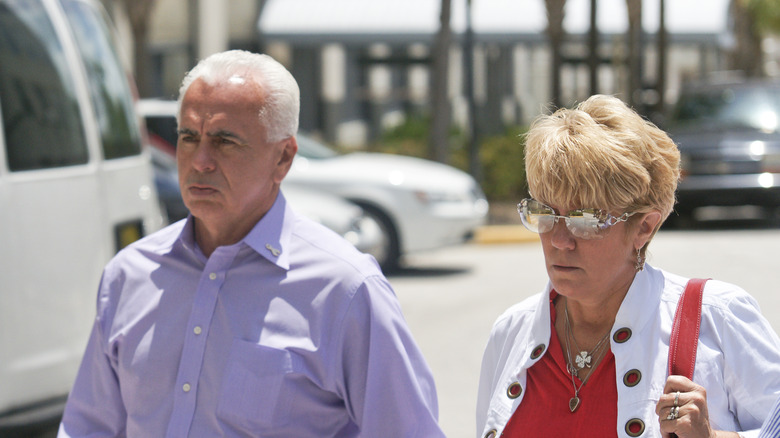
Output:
(525, 95), (680, 225)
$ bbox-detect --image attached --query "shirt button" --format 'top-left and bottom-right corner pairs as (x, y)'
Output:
(193, 326), (202, 335)
(182, 383), (191, 392)
(209, 273), (217, 280)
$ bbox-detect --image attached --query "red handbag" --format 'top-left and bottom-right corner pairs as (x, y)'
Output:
(666, 278), (709, 438)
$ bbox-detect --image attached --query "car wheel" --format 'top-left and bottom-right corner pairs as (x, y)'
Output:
(355, 204), (400, 272)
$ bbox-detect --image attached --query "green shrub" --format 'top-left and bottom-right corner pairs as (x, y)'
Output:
(475, 127), (528, 202)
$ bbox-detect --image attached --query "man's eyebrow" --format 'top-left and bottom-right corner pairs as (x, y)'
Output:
(207, 129), (248, 144)
(177, 128), (198, 136)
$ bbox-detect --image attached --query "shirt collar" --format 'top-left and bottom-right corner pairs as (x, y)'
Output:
(243, 191), (292, 270)
(176, 191), (293, 270)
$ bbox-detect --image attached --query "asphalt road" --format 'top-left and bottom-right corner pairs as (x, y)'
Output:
(389, 220), (780, 438)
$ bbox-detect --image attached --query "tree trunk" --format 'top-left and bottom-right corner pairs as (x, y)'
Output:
(588, 0), (599, 95)
(122, 0), (157, 97)
(655, 0), (667, 117)
(545, 0), (566, 108)
(730, 0), (763, 77)
(625, 0), (642, 108)
(430, 0), (452, 164)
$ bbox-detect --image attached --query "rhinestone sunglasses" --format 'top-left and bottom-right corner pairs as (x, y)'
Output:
(517, 198), (635, 240)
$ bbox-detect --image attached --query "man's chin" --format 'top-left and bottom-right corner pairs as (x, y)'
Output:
(184, 200), (223, 219)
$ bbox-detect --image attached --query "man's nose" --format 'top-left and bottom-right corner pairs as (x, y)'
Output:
(191, 140), (216, 172)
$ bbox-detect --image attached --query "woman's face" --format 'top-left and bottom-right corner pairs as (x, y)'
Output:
(538, 201), (653, 305)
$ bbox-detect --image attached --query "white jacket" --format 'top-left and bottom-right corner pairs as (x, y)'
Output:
(477, 264), (780, 438)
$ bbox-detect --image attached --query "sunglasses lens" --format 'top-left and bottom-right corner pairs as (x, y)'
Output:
(518, 200), (620, 239)
(518, 199), (556, 233)
(565, 216), (602, 239)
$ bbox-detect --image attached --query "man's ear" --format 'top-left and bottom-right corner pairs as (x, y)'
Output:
(274, 136), (298, 183)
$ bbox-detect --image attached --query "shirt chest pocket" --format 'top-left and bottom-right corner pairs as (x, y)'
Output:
(217, 339), (296, 430)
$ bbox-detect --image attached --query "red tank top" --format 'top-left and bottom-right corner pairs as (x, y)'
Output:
(501, 297), (618, 437)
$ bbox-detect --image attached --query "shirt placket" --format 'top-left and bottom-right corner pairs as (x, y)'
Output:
(165, 245), (239, 437)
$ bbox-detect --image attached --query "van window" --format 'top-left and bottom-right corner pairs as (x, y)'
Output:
(0, 0), (89, 171)
(61, 0), (141, 159)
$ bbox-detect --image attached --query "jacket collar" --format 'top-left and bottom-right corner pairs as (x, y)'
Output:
(509, 265), (663, 377)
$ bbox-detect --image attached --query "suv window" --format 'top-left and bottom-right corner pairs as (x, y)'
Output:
(671, 85), (780, 132)
(0, 0), (89, 171)
(61, 0), (141, 159)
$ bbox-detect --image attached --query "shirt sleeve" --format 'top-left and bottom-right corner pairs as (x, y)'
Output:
(58, 270), (127, 437)
(714, 287), (780, 436)
(758, 395), (780, 438)
(334, 275), (445, 438)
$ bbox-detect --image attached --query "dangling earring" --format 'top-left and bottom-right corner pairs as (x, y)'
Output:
(635, 248), (645, 272)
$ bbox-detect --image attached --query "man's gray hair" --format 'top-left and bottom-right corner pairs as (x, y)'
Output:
(177, 50), (300, 143)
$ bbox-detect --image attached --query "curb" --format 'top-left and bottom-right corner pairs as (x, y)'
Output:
(473, 225), (539, 244)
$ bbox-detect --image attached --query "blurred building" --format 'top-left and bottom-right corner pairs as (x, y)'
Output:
(107, 0), (735, 147)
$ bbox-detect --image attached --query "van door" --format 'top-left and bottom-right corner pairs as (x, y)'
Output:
(0, 0), (161, 424)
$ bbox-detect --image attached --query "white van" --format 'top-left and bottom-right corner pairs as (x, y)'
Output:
(0, 0), (162, 431)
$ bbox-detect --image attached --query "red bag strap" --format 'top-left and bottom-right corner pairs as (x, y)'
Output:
(667, 278), (708, 378)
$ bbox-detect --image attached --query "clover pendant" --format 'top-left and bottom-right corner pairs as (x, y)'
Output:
(575, 351), (591, 369)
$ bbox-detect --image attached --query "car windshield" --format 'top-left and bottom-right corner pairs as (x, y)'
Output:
(670, 84), (780, 132)
(296, 135), (338, 159)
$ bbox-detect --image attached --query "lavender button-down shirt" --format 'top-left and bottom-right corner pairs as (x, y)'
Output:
(58, 192), (444, 437)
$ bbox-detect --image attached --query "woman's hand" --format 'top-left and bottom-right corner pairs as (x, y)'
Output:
(655, 376), (740, 438)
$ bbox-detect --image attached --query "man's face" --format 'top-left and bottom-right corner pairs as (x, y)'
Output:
(177, 76), (296, 237)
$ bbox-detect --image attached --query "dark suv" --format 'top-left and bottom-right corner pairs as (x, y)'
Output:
(666, 78), (780, 220)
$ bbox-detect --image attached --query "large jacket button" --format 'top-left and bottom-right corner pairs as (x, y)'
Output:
(530, 343), (546, 359)
(506, 382), (522, 399)
(623, 369), (642, 387)
(625, 418), (645, 437)
(613, 327), (632, 343)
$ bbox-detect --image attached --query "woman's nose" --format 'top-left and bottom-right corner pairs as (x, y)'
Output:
(549, 218), (576, 250)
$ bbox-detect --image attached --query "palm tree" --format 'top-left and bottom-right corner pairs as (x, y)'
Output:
(430, 0), (452, 164)
(729, 0), (765, 77)
(118, 0), (158, 97)
(655, 0), (667, 116)
(625, 0), (642, 107)
(545, 0), (566, 108)
(588, 0), (599, 95)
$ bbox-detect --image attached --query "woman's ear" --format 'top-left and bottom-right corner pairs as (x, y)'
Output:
(634, 211), (663, 249)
